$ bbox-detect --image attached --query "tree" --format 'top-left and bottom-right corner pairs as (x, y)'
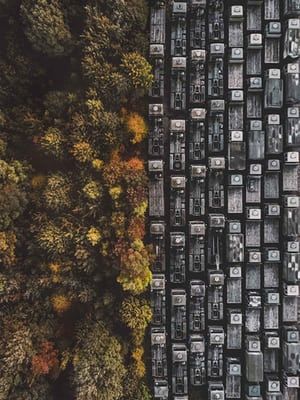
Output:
(0, 157), (29, 230)
(0, 21), (44, 105)
(81, 10), (122, 58)
(0, 231), (17, 267)
(0, 324), (33, 398)
(35, 217), (73, 257)
(20, 0), (73, 57)
(122, 367), (152, 400)
(135, 382), (152, 400)
(0, 0), (152, 396)
(43, 174), (71, 212)
(120, 296), (152, 344)
(125, 112), (148, 144)
(86, 227), (102, 246)
(31, 341), (59, 376)
(43, 90), (73, 118)
(121, 52), (153, 90)
(132, 347), (146, 377)
(0, 311), (57, 400)
(121, 0), (148, 32)
(71, 141), (95, 163)
(40, 127), (65, 159)
(81, 6), (128, 102)
(116, 239), (152, 294)
(72, 320), (126, 400)
(82, 180), (102, 201)
(51, 294), (72, 314)
(102, 152), (125, 187)
(0, 184), (28, 230)
(128, 216), (145, 241)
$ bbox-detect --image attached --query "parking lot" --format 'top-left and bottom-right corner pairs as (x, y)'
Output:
(148, 1), (300, 399)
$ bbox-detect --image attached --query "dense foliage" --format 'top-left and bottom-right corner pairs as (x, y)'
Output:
(0, 1), (153, 398)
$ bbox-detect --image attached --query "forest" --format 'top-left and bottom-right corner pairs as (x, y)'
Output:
(0, 0), (153, 399)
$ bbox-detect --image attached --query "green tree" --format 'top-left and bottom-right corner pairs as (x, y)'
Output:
(72, 320), (126, 400)
(20, 0), (73, 57)
(43, 90), (74, 117)
(0, 158), (29, 230)
(0, 183), (28, 230)
(0, 309), (57, 400)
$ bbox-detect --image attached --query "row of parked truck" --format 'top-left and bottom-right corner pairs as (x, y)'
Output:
(152, 274), (300, 336)
(149, 1), (300, 399)
(149, 155), (300, 224)
(150, 215), (300, 277)
(152, 326), (300, 395)
(149, 104), (300, 160)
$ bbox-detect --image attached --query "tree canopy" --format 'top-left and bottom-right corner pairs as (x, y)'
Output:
(0, 0), (152, 398)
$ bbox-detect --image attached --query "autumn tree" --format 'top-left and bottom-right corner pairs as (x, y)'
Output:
(120, 295), (152, 345)
(40, 127), (65, 159)
(0, 0), (152, 396)
(121, 52), (153, 90)
(34, 216), (73, 257)
(0, 231), (17, 267)
(125, 111), (148, 144)
(31, 341), (59, 376)
(43, 174), (71, 212)
(117, 239), (152, 294)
